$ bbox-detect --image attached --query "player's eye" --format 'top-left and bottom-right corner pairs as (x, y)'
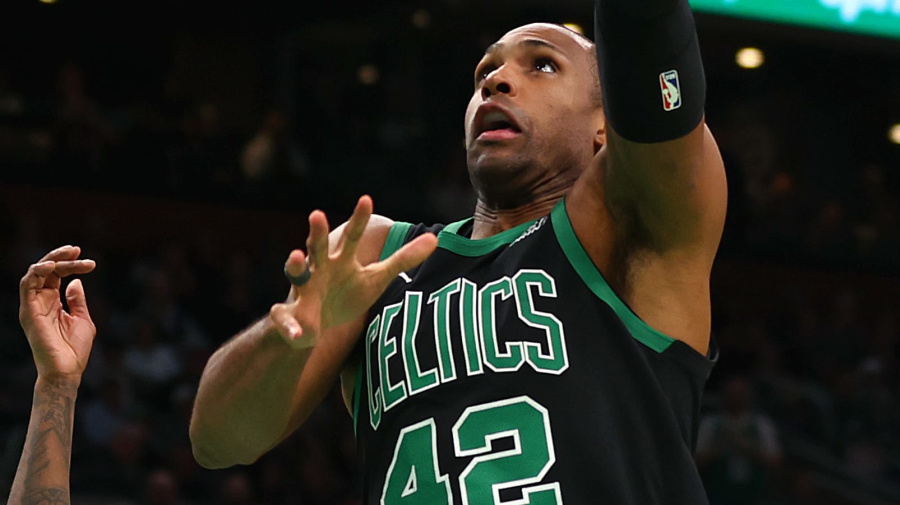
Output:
(535, 58), (558, 74)
(476, 64), (496, 82)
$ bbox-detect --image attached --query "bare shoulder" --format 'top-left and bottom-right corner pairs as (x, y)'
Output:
(329, 213), (396, 266)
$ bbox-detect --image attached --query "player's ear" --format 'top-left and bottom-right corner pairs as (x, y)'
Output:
(593, 108), (606, 154)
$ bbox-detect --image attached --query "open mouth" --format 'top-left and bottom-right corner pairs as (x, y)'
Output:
(482, 112), (521, 134)
(476, 109), (522, 141)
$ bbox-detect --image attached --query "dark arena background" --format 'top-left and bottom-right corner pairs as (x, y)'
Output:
(1, 0), (900, 504)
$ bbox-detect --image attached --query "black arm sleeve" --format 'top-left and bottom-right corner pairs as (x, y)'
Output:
(594, 0), (706, 144)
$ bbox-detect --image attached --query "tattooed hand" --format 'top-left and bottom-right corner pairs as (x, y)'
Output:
(18, 245), (97, 385)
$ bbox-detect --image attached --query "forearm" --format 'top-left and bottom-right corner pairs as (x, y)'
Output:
(7, 378), (78, 505)
(594, 0), (705, 144)
(190, 317), (312, 468)
(591, 0), (722, 253)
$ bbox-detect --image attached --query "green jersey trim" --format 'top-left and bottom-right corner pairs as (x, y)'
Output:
(442, 219), (468, 235)
(550, 199), (674, 353)
(438, 217), (539, 257)
(356, 220), (414, 436)
(353, 360), (363, 437)
(380, 222), (414, 261)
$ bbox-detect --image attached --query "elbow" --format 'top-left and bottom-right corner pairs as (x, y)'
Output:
(189, 418), (259, 470)
(191, 440), (231, 470)
(190, 434), (260, 470)
(189, 421), (228, 469)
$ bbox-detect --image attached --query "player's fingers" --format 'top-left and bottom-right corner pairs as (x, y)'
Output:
(65, 279), (94, 323)
(36, 245), (81, 264)
(338, 195), (373, 259)
(269, 302), (304, 342)
(284, 249), (310, 299)
(284, 249), (308, 278)
(19, 261), (57, 298)
(306, 211), (330, 269)
(375, 233), (438, 284)
(50, 259), (96, 278)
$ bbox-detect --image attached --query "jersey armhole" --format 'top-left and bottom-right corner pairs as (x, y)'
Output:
(353, 221), (414, 435)
(379, 221), (414, 261)
(550, 198), (676, 354)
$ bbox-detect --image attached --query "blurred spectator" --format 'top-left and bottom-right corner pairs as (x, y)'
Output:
(133, 264), (208, 349)
(844, 439), (888, 484)
(0, 71), (24, 117)
(696, 376), (783, 505)
(241, 110), (310, 184)
(72, 421), (151, 498)
(81, 379), (130, 448)
(217, 471), (255, 505)
(143, 468), (189, 505)
(745, 171), (808, 261)
(123, 317), (183, 409)
(51, 62), (114, 177)
(858, 199), (900, 271)
(806, 200), (856, 267)
(166, 102), (240, 195)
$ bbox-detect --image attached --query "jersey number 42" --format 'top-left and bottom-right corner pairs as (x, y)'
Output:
(381, 396), (562, 505)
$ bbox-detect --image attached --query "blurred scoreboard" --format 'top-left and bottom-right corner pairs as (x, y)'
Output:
(689, 0), (900, 39)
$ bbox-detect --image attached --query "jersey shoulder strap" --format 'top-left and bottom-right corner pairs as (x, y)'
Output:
(378, 220), (455, 261)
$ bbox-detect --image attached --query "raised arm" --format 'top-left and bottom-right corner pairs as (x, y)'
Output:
(189, 196), (436, 469)
(574, 0), (726, 257)
(8, 246), (97, 505)
(567, 0), (727, 354)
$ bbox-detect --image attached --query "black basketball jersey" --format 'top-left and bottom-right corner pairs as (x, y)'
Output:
(352, 198), (715, 505)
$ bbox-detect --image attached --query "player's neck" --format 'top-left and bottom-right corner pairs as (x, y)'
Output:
(471, 190), (565, 240)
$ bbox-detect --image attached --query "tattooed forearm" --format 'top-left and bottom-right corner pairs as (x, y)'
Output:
(35, 383), (75, 462)
(20, 488), (69, 505)
(7, 380), (77, 505)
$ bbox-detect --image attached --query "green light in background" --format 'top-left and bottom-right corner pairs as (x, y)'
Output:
(689, 0), (900, 39)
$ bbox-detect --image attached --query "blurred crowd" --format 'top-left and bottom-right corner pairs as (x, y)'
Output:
(1, 6), (900, 504)
(704, 267), (900, 504)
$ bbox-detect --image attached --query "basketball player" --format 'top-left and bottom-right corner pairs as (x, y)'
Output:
(191, 0), (726, 502)
(8, 246), (96, 505)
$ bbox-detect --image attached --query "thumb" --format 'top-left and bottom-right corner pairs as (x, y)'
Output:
(65, 279), (93, 322)
(378, 233), (438, 280)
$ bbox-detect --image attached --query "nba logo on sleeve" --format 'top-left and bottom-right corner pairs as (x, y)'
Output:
(660, 70), (682, 111)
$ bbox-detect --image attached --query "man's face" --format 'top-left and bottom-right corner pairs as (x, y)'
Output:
(464, 24), (602, 197)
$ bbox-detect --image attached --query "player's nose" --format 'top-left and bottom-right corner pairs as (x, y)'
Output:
(482, 66), (517, 100)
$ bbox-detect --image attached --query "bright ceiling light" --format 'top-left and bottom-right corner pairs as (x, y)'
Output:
(39, 0), (58, 4)
(889, 124), (900, 145)
(736, 47), (765, 69)
(562, 23), (584, 35)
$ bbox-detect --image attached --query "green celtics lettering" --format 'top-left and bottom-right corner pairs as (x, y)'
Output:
(366, 269), (568, 430)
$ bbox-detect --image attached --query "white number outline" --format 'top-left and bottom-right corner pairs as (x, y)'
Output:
(380, 418), (453, 505)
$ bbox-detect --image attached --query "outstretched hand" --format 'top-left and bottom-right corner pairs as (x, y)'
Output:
(18, 245), (97, 384)
(269, 195), (437, 348)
